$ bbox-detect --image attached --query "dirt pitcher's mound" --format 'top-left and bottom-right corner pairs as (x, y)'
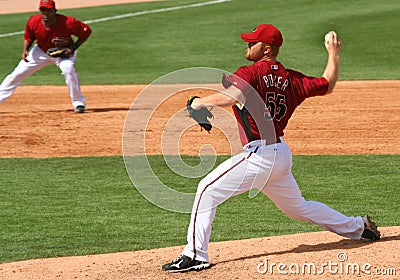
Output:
(0, 227), (398, 279)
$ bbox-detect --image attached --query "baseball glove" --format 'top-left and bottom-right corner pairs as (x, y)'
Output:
(46, 47), (73, 58)
(187, 96), (213, 132)
(51, 37), (72, 47)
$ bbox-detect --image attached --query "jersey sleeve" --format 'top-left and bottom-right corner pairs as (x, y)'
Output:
(289, 69), (329, 98)
(222, 66), (255, 93)
(23, 16), (36, 43)
(67, 17), (92, 39)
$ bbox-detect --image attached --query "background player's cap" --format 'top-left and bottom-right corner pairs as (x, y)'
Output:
(241, 24), (283, 46)
(39, 0), (56, 10)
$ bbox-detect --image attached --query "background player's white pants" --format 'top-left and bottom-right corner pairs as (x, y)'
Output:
(0, 45), (86, 108)
(182, 138), (365, 262)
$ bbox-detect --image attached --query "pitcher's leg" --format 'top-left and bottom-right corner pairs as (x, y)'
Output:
(57, 55), (86, 109)
(182, 151), (263, 262)
(182, 196), (217, 262)
(262, 139), (364, 239)
(263, 173), (364, 239)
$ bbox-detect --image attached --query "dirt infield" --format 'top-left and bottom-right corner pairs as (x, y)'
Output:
(1, 81), (399, 158)
(0, 82), (399, 279)
(0, 0), (161, 14)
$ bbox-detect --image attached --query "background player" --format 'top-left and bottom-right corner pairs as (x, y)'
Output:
(162, 24), (380, 273)
(0, 0), (92, 113)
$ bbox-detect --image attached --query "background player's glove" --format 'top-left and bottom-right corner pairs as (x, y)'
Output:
(47, 37), (77, 58)
(51, 37), (71, 47)
(187, 96), (213, 132)
(46, 47), (74, 58)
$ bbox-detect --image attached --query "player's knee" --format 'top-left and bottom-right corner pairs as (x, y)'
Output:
(280, 198), (311, 219)
(59, 62), (76, 76)
(61, 67), (74, 76)
(197, 179), (208, 193)
(4, 75), (17, 84)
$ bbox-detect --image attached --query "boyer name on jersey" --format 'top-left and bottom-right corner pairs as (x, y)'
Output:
(263, 73), (289, 92)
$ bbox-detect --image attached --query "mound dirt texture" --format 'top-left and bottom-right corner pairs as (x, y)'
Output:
(0, 82), (399, 279)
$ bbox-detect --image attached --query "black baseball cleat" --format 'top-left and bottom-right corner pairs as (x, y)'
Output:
(162, 255), (211, 272)
(74, 105), (86, 113)
(361, 215), (380, 241)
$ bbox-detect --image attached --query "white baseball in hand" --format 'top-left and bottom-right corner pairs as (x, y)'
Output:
(325, 33), (331, 43)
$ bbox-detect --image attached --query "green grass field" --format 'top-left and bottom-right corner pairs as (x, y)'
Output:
(0, 155), (399, 263)
(0, 0), (399, 264)
(0, 0), (399, 84)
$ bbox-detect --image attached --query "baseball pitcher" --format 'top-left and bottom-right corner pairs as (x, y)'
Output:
(163, 24), (380, 273)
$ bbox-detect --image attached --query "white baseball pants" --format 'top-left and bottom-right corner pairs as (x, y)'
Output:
(0, 44), (86, 108)
(182, 138), (365, 262)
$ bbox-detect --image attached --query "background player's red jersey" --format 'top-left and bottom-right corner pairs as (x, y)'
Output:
(226, 60), (329, 145)
(24, 14), (91, 52)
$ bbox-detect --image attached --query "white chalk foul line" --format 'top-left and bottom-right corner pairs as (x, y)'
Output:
(86, 0), (231, 24)
(0, 31), (24, 38)
(0, 0), (231, 38)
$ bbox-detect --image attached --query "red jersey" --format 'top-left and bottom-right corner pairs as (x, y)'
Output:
(224, 60), (329, 145)
(24, 14), (92, 52)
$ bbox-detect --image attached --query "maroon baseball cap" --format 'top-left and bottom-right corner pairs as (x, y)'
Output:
(39, 0), (56, 9)
(241, 24), (283, 46)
